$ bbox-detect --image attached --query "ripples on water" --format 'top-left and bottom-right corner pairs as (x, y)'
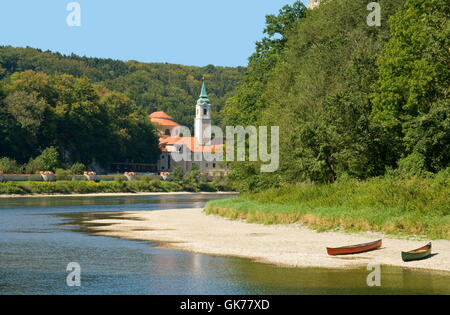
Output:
(0, 194), (448, 295)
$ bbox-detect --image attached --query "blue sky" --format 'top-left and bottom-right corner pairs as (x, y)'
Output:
(0, 0), (307, 67)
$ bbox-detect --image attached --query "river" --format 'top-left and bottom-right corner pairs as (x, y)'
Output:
(0, 194), (448, 295)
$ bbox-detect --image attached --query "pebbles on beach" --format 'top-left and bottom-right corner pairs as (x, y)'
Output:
(85, 208), (450, 272)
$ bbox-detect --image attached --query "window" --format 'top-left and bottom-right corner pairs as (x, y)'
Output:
(213, 163), (216, 168)
(165, 129), (171, 136)
(203, 108), (207, 115)
(206, 163), (209, 168)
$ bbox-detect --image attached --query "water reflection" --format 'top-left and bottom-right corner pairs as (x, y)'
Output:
(0, 194), (449, 295)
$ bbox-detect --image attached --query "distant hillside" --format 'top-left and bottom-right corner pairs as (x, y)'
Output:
(0, 46), (246, 128)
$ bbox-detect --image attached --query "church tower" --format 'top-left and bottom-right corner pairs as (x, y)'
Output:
(194, 78), (211, 146)
(307, 0), (321, 9)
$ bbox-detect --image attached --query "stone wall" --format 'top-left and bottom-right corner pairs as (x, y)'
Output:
(0, 174), (160, 182)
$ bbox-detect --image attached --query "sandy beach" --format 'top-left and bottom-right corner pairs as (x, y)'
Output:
(84, 208), (450, 272)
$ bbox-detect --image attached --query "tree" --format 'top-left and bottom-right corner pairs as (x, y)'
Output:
(371, 0), (449, 174)
(0, 46), (245, 130)
(70, 162), (86, 175)
(223, 0), (405, 190)
(3, 90), (46, 135)
(37, 147), (60, 172)
(223, 1), (306, 127)
(0, 70), (161, 169)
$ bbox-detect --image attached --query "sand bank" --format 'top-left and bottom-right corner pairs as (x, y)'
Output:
(0, 192), (237, 199)
(84, 208), (450, 272)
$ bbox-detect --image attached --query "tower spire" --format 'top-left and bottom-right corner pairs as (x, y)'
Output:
(195, 76), (211, 146)
(200, 76), (208, 98)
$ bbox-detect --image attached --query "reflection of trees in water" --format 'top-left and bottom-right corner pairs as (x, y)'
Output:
(230, 262), (449, 294)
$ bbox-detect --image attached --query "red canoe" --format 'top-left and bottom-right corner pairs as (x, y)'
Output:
(327, 239), (382, 256)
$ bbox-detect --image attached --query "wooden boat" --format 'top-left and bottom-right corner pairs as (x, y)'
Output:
(327, 239), (382, 256)
(401, 243), (432, 262)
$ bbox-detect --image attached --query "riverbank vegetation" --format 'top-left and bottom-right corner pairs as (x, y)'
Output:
(223, 0), (448, 190)
(206, 0), (449, 239)
(0, 175), (233, 195)
(213, 0), (449, 236)
(206, 173), (450, 239)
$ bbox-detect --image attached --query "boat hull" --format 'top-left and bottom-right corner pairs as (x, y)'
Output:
(327, 239), (382, 256)
(401, 243), (432, 262)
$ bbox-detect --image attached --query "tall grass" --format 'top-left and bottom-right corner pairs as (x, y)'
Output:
(205, 175), (450, 239)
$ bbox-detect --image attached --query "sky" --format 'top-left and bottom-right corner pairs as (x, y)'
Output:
(0, 0), (307, 67)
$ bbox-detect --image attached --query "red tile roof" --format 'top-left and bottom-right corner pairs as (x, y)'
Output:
(149, 111), (180, 127)
(149, 111), (174, 120)
(160, 136), (223, 153)
(151, 111), (223, 154)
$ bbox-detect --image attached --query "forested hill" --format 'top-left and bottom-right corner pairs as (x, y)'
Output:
(0, 46), (246, 127)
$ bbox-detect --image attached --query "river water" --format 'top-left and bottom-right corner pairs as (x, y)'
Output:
(0, 194), (448, 295)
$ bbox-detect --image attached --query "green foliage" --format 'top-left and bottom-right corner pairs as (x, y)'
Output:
(3, 90), (46, 135)
(184, 163), (201, 188)
(114, 174), (124, 183)
(140, 174), (151, 183)
(55, 168), (73, 181)
(0, 178), (233, 195)
(37, 147), (60, 172)
(0, 70), (160, 168)
(172, 166), (184, 181)
(0, 157), (23, 174)
(0, 46), (245, 129)
(222, 1), (305, 127)
(222, 0), (448, 189)
(70, 162), (86, 175)
(24, 157), (45, 174)
(370, 0), (450, 173)
(21, 146), (60, 173)
(206, 176), (450, 239)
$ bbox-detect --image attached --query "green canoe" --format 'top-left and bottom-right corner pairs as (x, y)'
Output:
(402, 243), (432, 262)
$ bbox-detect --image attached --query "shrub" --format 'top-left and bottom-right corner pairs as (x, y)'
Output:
(70, 163), (86, 175)
(25, 157), (45, 174)
(0, 182), (27, 194)
(0, 157), (23, 174)
(114, 174), (124, 183)
(140, 175), (150, 182)
(172, 166), (184, 181)
(55, 169), (73, 181)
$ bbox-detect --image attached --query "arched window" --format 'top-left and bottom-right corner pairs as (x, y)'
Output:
(203, 108), (207, 116)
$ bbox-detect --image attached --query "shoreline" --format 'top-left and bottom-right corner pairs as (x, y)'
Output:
(83, 208), (450, 272)
(0, 192), (238, 199)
